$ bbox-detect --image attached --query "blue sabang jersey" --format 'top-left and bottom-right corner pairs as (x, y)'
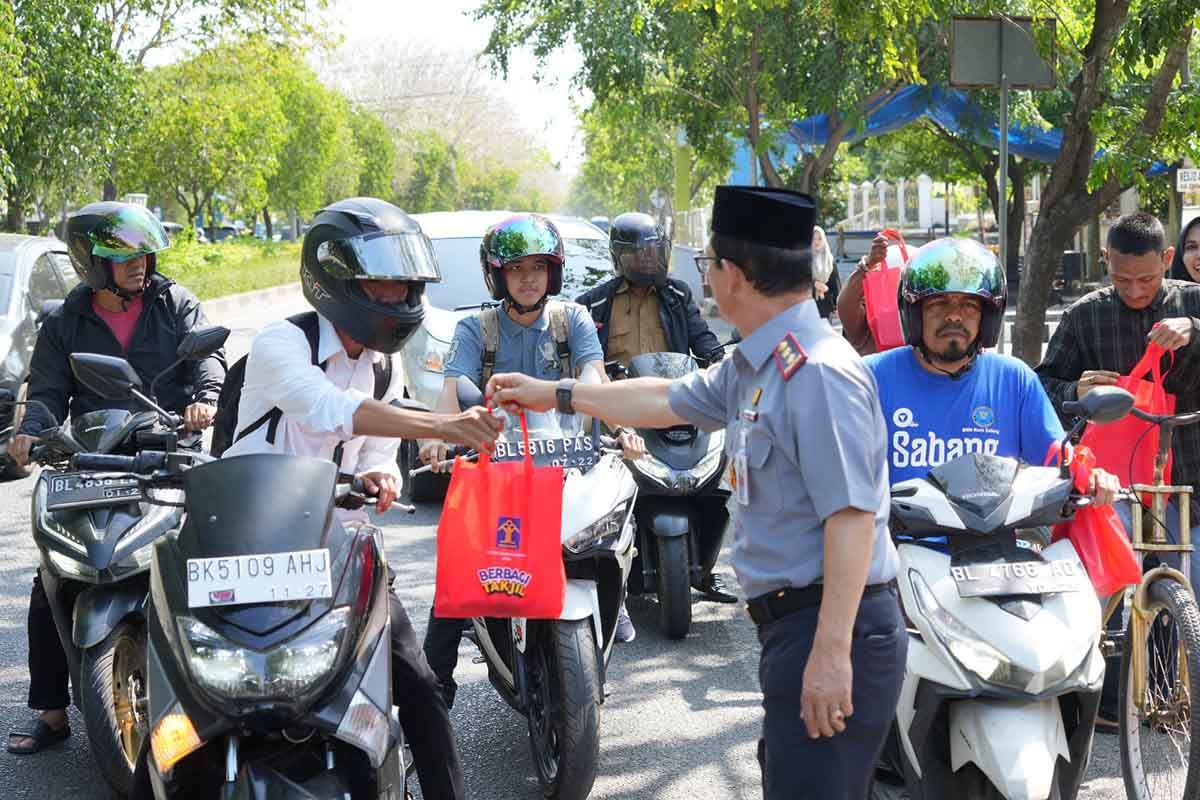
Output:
(864, 347), (1065, 484)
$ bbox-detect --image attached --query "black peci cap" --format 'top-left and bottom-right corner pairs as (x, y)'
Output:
(711, 185), (817, 250)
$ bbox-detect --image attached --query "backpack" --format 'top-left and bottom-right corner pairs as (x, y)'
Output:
(479, 301), (572, 388)
(210, 311), (393, 458)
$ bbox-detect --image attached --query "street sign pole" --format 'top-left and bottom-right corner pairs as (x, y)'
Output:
(999, 70), (1009, 276)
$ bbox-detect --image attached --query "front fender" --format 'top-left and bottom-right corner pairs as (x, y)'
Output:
(73, 582), (146, 649)
(645, 510), (689, 538)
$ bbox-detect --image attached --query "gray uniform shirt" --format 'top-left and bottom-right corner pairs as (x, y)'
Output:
(668, 301), (898, 599)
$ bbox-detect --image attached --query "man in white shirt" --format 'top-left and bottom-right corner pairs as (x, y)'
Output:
(223, 198), (500, 800)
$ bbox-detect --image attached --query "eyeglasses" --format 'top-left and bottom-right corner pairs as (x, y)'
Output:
(694, 255), (720, 275)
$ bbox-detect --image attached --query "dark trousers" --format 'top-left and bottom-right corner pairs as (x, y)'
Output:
(27, 572), (72, 711)
(756, 589), (907, 800)
(423, 610), (468, 709)
(390, 594), (465, 800)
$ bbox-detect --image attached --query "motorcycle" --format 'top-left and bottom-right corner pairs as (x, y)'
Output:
(67, 349), (413, 799)
(423, 379), (637, 800)
(616, 352), (729, 639)
(874, 388), (1135, 800)
(0, 324), (228, 797)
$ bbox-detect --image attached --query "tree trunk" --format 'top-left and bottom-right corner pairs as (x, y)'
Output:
(262, 207), (273, 240)
(102, 159), (117, 201)
(1006, 158), (1026, 275)
(5, 184), (25, 232)
(1014, 196), (1089, 362)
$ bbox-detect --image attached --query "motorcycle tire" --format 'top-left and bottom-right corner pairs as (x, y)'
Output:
(81, 620), (149, 798)
(1119, 576), (1200, 800)
(656, 535), (692, 640)
(527, 620), (601, 800)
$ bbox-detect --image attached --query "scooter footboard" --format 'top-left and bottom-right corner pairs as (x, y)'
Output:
(949, 698), (1069, 800)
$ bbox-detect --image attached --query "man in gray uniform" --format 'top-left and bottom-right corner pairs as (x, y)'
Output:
(484, 185), (905, 799)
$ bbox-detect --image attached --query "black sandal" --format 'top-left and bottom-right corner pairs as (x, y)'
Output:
(6, 718), (70, 754)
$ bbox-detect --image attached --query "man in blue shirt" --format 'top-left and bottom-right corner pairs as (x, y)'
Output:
(419, 214), (643, 707)
(866, 237), (1119, 505)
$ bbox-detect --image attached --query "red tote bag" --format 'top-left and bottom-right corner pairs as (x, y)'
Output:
(862, 229), (911, 352)
(1048, 445), (1141, 597)
(1077, 341), (1175, 492)
(433, 413), (566, 619)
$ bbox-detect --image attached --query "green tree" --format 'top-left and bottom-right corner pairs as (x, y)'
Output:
(4, 0), (131, 231)
(0, 5), (24, 184)
(398, 130), (460, 212)
(116, 39), (287, 228)
(1010, 2), (1200, 363)
(478, 0), (935, 194)
(349, 107), (396, 199)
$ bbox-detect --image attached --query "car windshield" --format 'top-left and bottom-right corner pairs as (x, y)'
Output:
(425, 236), (613, 310)
(491, 408), (597, 471)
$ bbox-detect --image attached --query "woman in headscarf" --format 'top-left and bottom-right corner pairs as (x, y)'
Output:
(811, 225), (841, 320)
(1168, 215), (1200, 283)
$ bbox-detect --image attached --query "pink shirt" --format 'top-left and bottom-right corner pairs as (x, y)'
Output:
(92, 295), (144, 352)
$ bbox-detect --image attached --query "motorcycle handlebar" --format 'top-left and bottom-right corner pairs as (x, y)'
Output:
(70, 451), (170, 474)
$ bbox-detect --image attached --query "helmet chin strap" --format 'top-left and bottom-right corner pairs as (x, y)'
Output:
(100, 259), (147, 310)
(917, 340), (980, 380)
(504, 294), (547, 314)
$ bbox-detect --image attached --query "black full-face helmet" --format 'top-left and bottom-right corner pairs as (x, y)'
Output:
(479, 214), (565, 311)
(300, 197), (441, 354)
(609, 212), (669, 287)
(899, 237), (1007, 352)
(66, 202), (170, 298)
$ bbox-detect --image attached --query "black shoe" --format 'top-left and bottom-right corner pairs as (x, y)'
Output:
(696, 574), (738, 604)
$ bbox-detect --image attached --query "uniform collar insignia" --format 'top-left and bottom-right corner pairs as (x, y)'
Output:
(773, 333), (807, 380)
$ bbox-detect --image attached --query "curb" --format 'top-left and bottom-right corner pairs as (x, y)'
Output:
(203, 282), (301, 317)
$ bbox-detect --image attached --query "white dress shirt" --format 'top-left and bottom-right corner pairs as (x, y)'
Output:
(223, 313), (403, 479)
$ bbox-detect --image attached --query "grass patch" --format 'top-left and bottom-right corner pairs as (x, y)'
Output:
(156, 238), (301, 301)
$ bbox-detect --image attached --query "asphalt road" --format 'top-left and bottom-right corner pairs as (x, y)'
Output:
(0, 288), (1125, 799)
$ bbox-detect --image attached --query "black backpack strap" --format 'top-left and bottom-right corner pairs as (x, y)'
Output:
(479, 306), (500, 389)
(372, 354), (393, 401)
(233, 312), (325, 448)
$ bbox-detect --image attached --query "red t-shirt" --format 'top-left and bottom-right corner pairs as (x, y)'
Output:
(92, 295), (144, 352)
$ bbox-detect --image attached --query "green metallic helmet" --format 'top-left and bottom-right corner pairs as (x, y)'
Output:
(899, 237), (1007, 349)
(66, 202), (170, 298)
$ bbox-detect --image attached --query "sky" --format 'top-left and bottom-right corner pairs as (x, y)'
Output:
(328, 0), (587, 175)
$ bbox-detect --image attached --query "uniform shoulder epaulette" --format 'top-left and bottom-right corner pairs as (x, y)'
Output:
(773, 332), (807, 380)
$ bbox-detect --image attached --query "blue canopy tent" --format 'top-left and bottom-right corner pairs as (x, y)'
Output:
(728, 84), (1167, 184)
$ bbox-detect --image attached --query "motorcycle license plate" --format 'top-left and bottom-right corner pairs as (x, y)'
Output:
(950, 559), (1081, 598)
(186, 549), (333, 608)
(45, 472), (143, 511)
(491, 435), (597, 469)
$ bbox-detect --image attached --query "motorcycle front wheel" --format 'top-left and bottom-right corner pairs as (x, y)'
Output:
(526, 619), (601, 800)
(656, 535), (692, 640)
(81, 620), (149, 798)
(1119, 576), (1200, 800)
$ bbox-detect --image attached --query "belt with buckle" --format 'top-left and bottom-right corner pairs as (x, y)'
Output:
(746, 583), (891, 626)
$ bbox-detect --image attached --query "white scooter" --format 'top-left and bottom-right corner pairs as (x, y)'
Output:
(422, 381), (637, 800)
(874, 388), (1135, 800)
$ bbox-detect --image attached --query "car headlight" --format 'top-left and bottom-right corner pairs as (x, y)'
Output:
(47, 549), (99, 580)
(178, 607), (352, 700)
(565, 502), (630, 554)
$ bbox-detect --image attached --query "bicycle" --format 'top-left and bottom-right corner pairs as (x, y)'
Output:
(1095, 405), (1200, 800)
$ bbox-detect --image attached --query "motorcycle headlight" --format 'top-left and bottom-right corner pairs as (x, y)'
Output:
(909, 571), (1021, 688)
(47, 549), (99, 580)
(631, 454), (672, 482)
(178, 607), (352, 700)
(695, 430), (725, 484)
(36, 481), (88, 555)
(565, 501), (630, 554)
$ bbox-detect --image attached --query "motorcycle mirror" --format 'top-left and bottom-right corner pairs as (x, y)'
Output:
(456, 378), (485, 409)
(176, 325), (230, 361)
(1063, 386), (1134, 425)
(69, 353), (142, 399)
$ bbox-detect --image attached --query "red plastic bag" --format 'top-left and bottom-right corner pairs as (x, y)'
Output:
(433, 413), (566, 619)
(1078, 341), (1175, 492)
(862, 229), (910, 352)
(1048, 445), (1141, 597)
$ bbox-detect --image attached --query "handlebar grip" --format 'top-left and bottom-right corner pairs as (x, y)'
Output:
(1061, 400), (1083, 417)
(71, 453), (136, 472)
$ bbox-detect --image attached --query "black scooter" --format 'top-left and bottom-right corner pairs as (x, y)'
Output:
(66, 350), (412, 799)
(613, 352), (731, 639)
(0, 324), (228, 797)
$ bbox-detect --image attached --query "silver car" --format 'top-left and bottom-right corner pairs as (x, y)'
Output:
(0, 234), (78, 479)
(398, 211), (613, 499)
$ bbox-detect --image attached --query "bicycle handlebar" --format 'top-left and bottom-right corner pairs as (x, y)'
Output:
(1128, 407), (1200, 427)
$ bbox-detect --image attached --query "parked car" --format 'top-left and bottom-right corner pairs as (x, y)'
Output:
(161, 222), (208, 244)
(0, 234), (78, 479)
(398, 210), (613, 500)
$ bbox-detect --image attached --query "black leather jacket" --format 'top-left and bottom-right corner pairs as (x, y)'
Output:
(20, 274), (226, 434)
(576, 276), (724, 366)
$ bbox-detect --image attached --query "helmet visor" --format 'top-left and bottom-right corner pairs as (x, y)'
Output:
(486, 217), (562, 266)
(318, 233), (442, 282)
(615, 246), (667, 282)
(90, 207), (170, 262)
(903, 240), (1004, 302)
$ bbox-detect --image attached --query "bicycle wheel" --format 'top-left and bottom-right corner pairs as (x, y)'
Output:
(1119, 577), (1200, 799)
